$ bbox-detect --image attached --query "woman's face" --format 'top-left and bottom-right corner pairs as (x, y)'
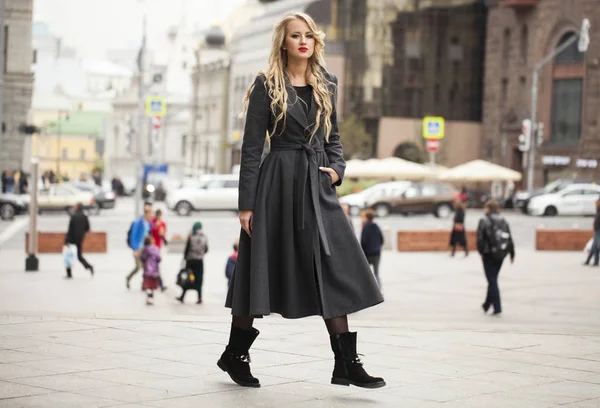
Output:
(283, 18), (315, 61)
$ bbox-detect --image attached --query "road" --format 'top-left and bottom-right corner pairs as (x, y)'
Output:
(0, 198), (599, 407)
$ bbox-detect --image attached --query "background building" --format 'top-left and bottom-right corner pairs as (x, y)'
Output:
(483, 0), (600, 187)
(334, 0), (486, 166)
(0, 0), (35, 172)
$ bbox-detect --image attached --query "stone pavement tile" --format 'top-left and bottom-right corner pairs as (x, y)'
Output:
(372, 367), (451, 386)
(259, 380), (359, 399)
(372, 377), (515, 403)
(0, 363), (56, 380)
(559, 399), (600, 407)
(130, 344), (224, 366)
(79, 352), (174, 370)
(74, 368), (180, 386)
(392, 359), (494, 378)
(0, 320), (96, 336)
(15, 343), (102, 358)
(15, 357), (120, 374)
(0, 391), (119, 408)
(8, 373), (117, 392)
(132, 362), (211, 378)
(541, 356), (600, 374)
(442, 392), (556, 408)
(0, 380), (51, 399)
(256, 365), (329, 382)
(507, 380), (600, 405)
(506, 361), (600, 381)
(314, 389), (449, 408)
(0, 350), (50, 364)
(144, 388), (314, 408)
(74, 384), (172, 404)
(462, 370), (558, 387)
(0, 336), (50, 350)
(579, 373), (600, 385)
(251, 349), (327, 369)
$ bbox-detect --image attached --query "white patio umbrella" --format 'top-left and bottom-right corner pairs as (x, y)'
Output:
(344, 159), (378, 178)
(360, 157), (434, 180)
(438, 160), (522, 182)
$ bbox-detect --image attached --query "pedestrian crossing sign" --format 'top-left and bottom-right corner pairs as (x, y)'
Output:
(145, 96), (167, 117)
(423, 116), (445, 139)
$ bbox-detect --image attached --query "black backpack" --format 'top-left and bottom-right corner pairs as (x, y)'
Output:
(126, 221), (134, 248)
(486, 215), (512, 261)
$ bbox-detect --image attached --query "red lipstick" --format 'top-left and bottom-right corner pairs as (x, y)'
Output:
(299, 47), (308, 52)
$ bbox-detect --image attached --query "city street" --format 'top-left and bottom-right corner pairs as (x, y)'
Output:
(0, 199), (599, 407)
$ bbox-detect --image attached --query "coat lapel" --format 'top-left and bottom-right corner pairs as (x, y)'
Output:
(285, 80), (310, 131)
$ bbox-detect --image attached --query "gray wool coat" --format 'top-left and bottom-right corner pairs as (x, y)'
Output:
(225, 71), (384, 319)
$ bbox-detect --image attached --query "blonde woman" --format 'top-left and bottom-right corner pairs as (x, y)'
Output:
(220, 13), (385, 389)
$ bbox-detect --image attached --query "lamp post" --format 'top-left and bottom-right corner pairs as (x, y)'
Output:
(526, 19), (590, 192)
(25, 157), (39, 272)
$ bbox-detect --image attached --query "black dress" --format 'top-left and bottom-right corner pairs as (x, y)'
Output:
(225, 73), (383, 319)
(450, 208), (467, 247)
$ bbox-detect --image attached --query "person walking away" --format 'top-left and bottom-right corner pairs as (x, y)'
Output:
(225, 238), (239, 288)
(177, 222), (208, 304)
(450, 198), (468, 257)
(476, 200), (515, 316)
(126, 203), (153, 289)
(583, 199), (600, 266)
(18, 171), (28, 195)
(1, 171), (6, 193)
(151, 209), (168, 291)
(140, 236), (161, 305)
(221, 13), (384, 390)
(360, 209), (384, 287)
(64, 203), (94, 278)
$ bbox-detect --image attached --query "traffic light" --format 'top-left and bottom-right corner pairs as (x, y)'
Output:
(537, 122), (544, 147)
(518, 119), (532, 152)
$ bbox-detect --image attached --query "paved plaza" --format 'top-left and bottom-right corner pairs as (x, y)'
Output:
(0, 202), (599, 407)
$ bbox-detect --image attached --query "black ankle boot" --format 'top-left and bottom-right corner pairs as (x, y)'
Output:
(65, 268), (72, 279)
(330, 332), (385, 389)
(217, 326), (260, 388)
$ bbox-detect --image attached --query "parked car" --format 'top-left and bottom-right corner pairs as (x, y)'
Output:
(0, 194), (28, 220)
(167, 174), (239, 216)
(513, 178), (597, 213)
(527, 183), (600, 216)
(367, 181), (457, 218)
(71, 182), (116, 210)
(339, 181), (411, 216)
(36, 184), (96, 214)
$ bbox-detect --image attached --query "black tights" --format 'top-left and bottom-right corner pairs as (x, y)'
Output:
(232, 315), (349, 335)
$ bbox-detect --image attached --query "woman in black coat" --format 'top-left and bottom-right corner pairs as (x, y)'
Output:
(219, 12), (384, 390)
(450, 198), (468, 257)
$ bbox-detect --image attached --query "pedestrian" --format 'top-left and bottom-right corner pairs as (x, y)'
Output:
(220, 12), (384, 389)
(126, 203), (153, 289)
(476, 200), (515, 316)
(1, 171), (6, 193)
(450, 198), (468, 257)
(225, 238), (239, 288)
(18, 170), (28, 195)
(64, 202), (94, 278)
(583, 199), (600, 266)
(4, 171), (14, 193)
(140, 236), (161, 305)
(151, 209), (168, 291)
(340, 203), (354, 232)
(177, 222), (208, 304)
(360, 209), (384, 287)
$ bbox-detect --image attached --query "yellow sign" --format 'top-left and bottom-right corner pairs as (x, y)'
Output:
(423, 116), (445, 139)
(145, 96), (167, 117)
(232, 130), (240, 141)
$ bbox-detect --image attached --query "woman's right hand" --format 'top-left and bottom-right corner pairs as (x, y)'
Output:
(239, 210), (254, 237)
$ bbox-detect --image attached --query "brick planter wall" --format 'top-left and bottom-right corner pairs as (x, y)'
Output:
(25, 232), (107, 253)
(397, 230), (477, 252)
(536, 229), (591, 251)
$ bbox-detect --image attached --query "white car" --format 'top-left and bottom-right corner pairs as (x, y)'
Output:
(527, 184), (600, 216)
(29, 184), (96, 214)
(167, 174), (239, 216)
(339, 181), (411, 216)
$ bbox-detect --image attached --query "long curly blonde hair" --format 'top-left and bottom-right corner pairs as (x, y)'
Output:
(241, 12), (334, 142)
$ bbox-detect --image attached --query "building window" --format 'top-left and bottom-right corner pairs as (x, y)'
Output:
(501, 79), (508, 104)
(551, 32), (584, 145)
(80, 149), (85, 160)
(519, 76), (526, 104)
(551, 79), (583, 145)
(62, 148), (68, 160)
(520, 25), (528, 65)
(3, 25), (8, 73)
(502, 28), (511, 69)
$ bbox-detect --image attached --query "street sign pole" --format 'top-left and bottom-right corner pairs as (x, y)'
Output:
(135, 11), (147, 220)
(429, 151), (435, 166)
(25, 158), (39, 272)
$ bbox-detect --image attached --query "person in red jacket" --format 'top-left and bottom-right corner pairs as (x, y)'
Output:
(150, 209), (168, 291)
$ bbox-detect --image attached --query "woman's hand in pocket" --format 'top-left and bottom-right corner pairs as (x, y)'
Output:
(318, 167), (340, 185)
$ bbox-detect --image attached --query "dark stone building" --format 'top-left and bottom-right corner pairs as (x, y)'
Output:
(483, 0), (600, 187)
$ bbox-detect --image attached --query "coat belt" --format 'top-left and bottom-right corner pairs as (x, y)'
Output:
(270, 143), (331, 256)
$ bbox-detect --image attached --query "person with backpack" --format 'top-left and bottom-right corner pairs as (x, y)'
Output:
(360, 209), (384, 287)
(476, 200), (515, 316)
(225, 238), (239, 288)
(177, 222), (208, 304)
(126, 203), (153, 290)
